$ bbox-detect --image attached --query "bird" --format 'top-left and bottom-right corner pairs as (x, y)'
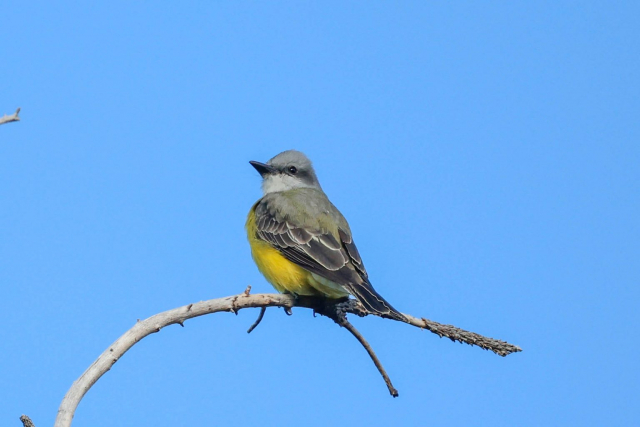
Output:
(246, 150), (405, 321)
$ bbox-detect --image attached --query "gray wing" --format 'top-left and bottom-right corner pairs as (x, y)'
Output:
(338, 228), (368, 279)
(254, 201), (359, 285)
(253, 200), (405, 321)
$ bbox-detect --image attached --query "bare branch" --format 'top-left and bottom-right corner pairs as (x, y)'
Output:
(339, 318), (399, 397)
(54, 293), (521, 427)
(312, 298), (522, 356)
(405, 313), (521, 357)
(308, 299), (399, 396)
(336, 316), (398, 397)
(19, 415), (35, 427)
(246, 306), (267, 333)
(0, 108), (20, 126)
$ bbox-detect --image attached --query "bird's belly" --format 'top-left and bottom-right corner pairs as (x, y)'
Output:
(250, 238), (314, 295)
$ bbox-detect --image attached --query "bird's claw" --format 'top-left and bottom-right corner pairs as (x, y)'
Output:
(332, 300), (354, 325)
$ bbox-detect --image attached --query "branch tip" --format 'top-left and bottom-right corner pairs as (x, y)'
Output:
(247, 306), (267, 334)
(0, 107), (21, 125)
(20, 415), (35, 427)
(339, 315), (398, 397)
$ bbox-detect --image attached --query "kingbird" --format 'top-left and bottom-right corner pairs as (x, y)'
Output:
(246, 150), (404, 321)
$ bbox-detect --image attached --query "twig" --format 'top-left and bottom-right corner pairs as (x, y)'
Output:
(247, 306), (267, 333)
(54, 292), (521, 427)
(341, 318), (398, 397)
(312, 297), (522, 357)
(310, 299), (397, 396)
(404, 314), (521, 357)
(19, 415), (35, 427)
(0, 107), (20, 126)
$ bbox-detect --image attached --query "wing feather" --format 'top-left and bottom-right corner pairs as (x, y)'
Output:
(252, 199), (405, 321)
(339, 229), (368, 278)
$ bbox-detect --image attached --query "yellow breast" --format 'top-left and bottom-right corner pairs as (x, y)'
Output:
(246, 205), (347, 298)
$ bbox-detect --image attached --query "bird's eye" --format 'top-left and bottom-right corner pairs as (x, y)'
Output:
(288, 166), (298, 174)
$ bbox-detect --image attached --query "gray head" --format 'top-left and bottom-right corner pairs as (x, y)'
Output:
(250, 150), (322, 194)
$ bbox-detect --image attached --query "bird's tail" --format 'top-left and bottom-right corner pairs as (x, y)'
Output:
(347, 279), (406, 322)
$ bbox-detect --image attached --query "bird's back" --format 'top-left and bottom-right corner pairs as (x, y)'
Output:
(258, 188), (351, 238)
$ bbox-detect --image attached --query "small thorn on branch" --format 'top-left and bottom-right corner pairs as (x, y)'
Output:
(243, 285), (252, 296)
(247, 306), (267, 334)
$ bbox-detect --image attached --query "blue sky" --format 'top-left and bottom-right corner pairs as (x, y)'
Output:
(2, 2), (639, 426)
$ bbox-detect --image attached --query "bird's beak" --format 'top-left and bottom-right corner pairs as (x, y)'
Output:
(249, 161), (278, 177)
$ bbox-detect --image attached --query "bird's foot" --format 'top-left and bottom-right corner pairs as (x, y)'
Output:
(335, 298), (368, 318)
(282, 292), (298, 316)
(328, 298), (361, 325)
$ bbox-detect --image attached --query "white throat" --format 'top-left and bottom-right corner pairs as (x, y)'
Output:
(261, 174), (314, 195)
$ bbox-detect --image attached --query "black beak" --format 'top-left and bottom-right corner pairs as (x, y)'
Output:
(249, 161), (278, 177)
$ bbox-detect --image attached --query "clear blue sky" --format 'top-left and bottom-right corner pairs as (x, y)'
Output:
(2, 2), (639, 426)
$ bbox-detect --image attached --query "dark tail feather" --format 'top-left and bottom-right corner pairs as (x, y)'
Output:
(347, 279), (406, 322)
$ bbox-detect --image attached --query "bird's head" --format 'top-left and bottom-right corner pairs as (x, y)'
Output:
(250, 150), (322, 195)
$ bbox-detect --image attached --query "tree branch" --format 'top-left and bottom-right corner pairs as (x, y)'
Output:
(246, 306), (267, 333)
(309, 298), (399, 396)
(340, 319), (398, 396)
(52, 292), (521, 427)
(19, 415), (35, 427)
(0, 107), (20, 126)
